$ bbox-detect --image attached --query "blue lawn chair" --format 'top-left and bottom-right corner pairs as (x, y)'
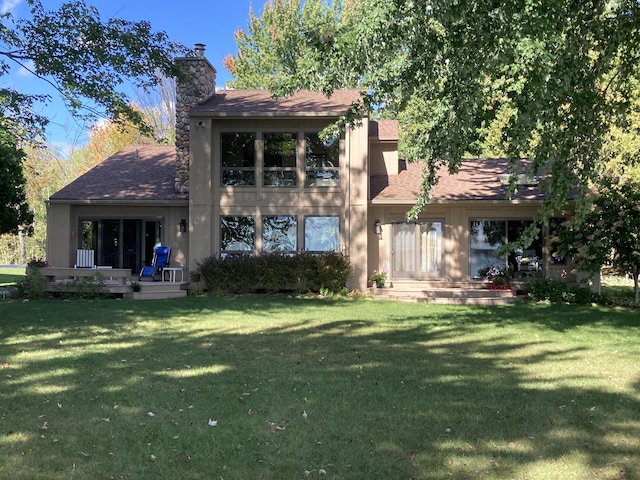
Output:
(139, 246), (171, 281)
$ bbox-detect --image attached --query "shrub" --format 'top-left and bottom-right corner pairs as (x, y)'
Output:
(197, 252), (352, 295)
(24, 267), (48, 299)
(525, 277), (599, 304)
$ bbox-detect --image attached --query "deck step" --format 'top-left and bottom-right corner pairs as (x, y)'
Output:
(124, 281), (188, 300)
(370, 286), (524, 305)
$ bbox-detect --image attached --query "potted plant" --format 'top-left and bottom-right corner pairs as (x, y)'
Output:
(131, 281), (141, 292)
(369, 270), (387, 288)
(484, 265), (511, 290)
(26, 257), (48, 275)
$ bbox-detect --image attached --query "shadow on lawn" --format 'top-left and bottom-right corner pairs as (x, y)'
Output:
(1, 297), (639, 479)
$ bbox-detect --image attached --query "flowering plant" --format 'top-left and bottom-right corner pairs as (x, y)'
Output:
(369, 270), (387, 286)
(484, 265), (511, 288)
(26, 258), (48, 268)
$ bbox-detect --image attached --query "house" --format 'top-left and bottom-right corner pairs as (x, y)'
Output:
(47, 45), (570, 293)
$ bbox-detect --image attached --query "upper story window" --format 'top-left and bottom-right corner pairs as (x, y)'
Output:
(221, 133), (255, 186)
(305, 133), (340, 187)
(263, 133), (297, 187)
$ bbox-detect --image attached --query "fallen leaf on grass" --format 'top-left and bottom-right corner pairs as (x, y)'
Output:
(208, 419), (218, 427)
(80, 451), (90, 457)
(182, 454), (191, 462)
(147, 412), (155, 417)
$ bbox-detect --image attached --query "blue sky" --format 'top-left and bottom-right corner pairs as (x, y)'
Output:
(4, 0), (259, 150)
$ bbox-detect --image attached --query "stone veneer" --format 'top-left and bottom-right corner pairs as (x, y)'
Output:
(174, 44), (216, 193)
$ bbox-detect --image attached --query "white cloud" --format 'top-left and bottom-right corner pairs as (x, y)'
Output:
(17, 59), (35, 77)
(1, 0), (22, 14)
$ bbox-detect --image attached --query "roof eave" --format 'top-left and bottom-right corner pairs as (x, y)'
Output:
(189, 112), (347, 118)
(47, 198), (189, 206)
(369, 199), (546, 205)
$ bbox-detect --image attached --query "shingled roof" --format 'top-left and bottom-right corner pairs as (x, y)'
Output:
(49, 145), (186, 203)
(369, 120), (399, 140)
(370, 158), (545, 203)
(189, 89), (364, 117)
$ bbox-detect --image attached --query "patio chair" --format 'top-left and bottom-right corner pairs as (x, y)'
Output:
(75, 249), (95, 268)
(139, 246), (171, 281)
(519, 249), (540, 276)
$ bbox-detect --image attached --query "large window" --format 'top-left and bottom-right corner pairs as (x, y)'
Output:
(305, 133), (339, 187)
(263, 216), (297, 251)
(221, 133), (255, 186)
(264, 133), (297, 186)
(304, 216), (339, 251)
(221, 216), (255, 256)
(469, 220), (507, 278)
(470, 220), (543, 278)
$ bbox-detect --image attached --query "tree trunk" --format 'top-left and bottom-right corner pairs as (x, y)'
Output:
(18, 228), (27, 264)
(634, 272), (639, 305)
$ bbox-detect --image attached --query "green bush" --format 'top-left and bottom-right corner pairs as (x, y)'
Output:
(197, 252), (352, 295)
(24, 267), (48, 299)
(525, 277), (599, 304)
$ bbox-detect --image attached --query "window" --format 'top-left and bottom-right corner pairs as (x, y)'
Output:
(263, 216), (297, 251)
(470, 220), (506, 278)
(221, 216), (255, 256)
(305, 133), (339, 187)
(547, 218), (567, 265)
(264, 133), (297, 186)
(470, 220), (543, 278)
(221, 133), (255, 186)
(305, 216), (339, 251)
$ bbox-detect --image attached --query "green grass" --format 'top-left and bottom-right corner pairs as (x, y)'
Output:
(0, 296), (639, 479)
(0, 266), (25, 287)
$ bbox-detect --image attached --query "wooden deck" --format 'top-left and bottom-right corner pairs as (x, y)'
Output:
(39, 267), (187, 300)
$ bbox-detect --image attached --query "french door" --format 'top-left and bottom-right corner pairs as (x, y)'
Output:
(392, 221), (443, 279)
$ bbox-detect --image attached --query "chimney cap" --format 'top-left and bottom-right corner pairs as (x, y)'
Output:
(194, 43), (206, 57)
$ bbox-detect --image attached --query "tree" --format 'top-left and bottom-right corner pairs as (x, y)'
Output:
(0, 0), (187, 234)
(0, 130), (32, 235)
(553, 180), (640, 304)
(601, 76), (640, 184)
(133, 73), (177, 144)
(229, 0), (640, 242)
(224, 0), (360, 91)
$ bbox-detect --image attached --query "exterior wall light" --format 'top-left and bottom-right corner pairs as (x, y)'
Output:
(374, 220), (382, 235)
(179, 219), (187, 233)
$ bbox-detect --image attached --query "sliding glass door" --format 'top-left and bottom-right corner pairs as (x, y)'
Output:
(80, 219), (162, 272)
(392, 221), (443, 279)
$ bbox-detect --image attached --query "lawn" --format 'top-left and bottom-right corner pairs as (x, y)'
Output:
(0, 266), (25, 287)
(0, 295), (639, 480)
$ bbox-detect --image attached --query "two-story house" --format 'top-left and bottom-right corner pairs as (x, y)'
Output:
(47, 46), (566, 292)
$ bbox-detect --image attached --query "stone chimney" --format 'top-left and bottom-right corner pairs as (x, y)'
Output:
(175, 43), (216, 192)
